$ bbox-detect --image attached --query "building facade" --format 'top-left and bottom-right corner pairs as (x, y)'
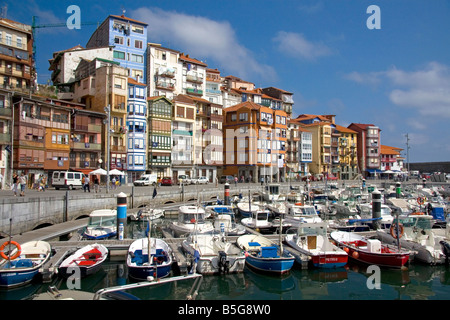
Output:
(348, 123), (381, 178)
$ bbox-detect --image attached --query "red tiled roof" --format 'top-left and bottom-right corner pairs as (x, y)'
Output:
(110, 15), (148, 26)
(179, 54), (207, 67)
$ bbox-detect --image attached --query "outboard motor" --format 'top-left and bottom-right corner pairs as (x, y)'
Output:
(218, 251), (229, 274)
(439, 240), (450, 264)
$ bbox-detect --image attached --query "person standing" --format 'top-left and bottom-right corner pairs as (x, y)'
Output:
(84, 175), (90, 192)
(19, 172), (27, 196)
(12, 173), (19, 196)
(93, 176), (100, 193)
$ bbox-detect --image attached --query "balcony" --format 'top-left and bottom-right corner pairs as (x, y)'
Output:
(157, 70), (175, 78)
(186, 88), (203, 96)
(0, 133), (11, 144)
(111, 145), (127, 152)
(186, 75), (204, 84)
(156, 81), (175, 91)
(0, 108), (12, 117)
(72, 142), (101, 150)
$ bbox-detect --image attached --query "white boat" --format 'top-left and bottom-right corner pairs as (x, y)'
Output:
(284, 203), (322, 226)
(285, 222), (348, 269)
(214, 213), (246, 236)
(0, 240), (52, 288)
(58, 243), (108, 278)
(83, 209), (117, 240)
(240, 210), (275, 234)
(262, 184), (282, 202)
(127, 237), (173, 280)
(129, 207), (164, 221)
(169, 205), (214, 237)
(182, 232), (246, 274)
(236, 201), (260, 218)
(377, 214), (447, 265)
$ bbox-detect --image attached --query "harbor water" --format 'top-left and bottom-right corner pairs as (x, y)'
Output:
(2, 219), (450, 300)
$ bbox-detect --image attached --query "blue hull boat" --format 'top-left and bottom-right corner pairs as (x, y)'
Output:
(237, 235), (295, 274)
(0, 241), (52, 288)
(127, 238), (173, 280)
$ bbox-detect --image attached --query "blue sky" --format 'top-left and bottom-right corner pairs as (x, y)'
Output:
(7, 0), (450, 163)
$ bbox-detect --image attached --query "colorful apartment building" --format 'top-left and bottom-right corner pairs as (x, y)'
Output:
(335, 124), (358, 179)
(380, 145), (404, 172)
(86, 14), (148, 83)
(223, 101), (287, 183)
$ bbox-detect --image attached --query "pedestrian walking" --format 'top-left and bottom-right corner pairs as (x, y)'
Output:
(112, 177), (116, 189)
(84, 175), (90, 192)
(93, 176), (100, 193)
(234, 176), (238, 186)
(12, 173), (18, 196)
(19, 172), (27, 196)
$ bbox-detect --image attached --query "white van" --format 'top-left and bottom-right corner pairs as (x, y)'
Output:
(133, 173), (158, 186)
(52, 171), (85, 190)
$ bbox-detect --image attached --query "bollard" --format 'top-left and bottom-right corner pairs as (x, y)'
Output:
(372, 189), (381, 230)
(396, 182), (401, 199)
(224, 183), (230, 205)
(117, 192), (127, 240)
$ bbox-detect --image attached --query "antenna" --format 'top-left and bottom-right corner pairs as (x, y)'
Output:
(121, 6), (126, 16)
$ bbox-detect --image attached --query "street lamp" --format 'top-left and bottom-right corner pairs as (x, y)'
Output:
(105, 105), (111, 194)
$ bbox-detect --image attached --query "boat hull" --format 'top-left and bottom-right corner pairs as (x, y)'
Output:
(331, 231), (409, 268)
(0, 267), (40, 288)
(128, 264), (172, 280)
(245, 254), (295, 274)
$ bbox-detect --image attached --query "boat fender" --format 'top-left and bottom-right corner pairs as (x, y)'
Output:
(390, 223), (404, 239)
(0, 241), (21, 260)
(352, 251), (359, 259)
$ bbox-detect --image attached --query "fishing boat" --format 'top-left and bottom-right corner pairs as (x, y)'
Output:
(262, 183), (282, 202)
(236, 201), (260, 218)
(58, 243), (108, 278)
(285, 222), (348, 269)
(357, 203), (394, 229)
(240, 210), (275, 234)
(237, 234), (295, 274)
(376, 214), (447, 264)
(330, 231), (410, 268)
(182, 232), (246, 274)
(169, 205), (214, 237)
(127, 237), (173, 280)
(83, 209), (117, 240)
(214, 212), (246, 236)
(284, 203), (323, 226)
(0, 240), (52, 288)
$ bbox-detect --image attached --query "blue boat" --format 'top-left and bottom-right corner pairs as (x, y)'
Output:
(127, 238), (173, 280)
(83, 209), (117, 240)
(237, 235), (295, 274)
(0, 241), (52, 288)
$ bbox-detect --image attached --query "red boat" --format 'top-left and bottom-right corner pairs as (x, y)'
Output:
(330, 231), (410, 268)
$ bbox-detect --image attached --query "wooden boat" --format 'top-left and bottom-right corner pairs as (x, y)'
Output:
(237, 234), (295, 274)
(0, 240), (52, 288)
(240, 210), (275, 234)
(285, 222), (348, 269)
(182, 232), (246, 274)
(83, 209), (117, 240)
(169, 205), (214, 237)
(330, 231), (410, 268)
(127, 237), (173, 280)
(58, 243), (108, 278)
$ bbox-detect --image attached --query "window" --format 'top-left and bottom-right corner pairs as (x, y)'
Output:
(239, 113), (248, 121)
(135, 40), (143, 49)
(114, 36), (123, 45)
(5, 33), (11, 46)
(132, 25), (144, 34)
(16, 37), (22, 49)
(131, 54), (144, 63)
(113, 50), (125, 60)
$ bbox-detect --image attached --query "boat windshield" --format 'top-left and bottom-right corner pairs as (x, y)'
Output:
(300, 207), (317, 216)
(180, 213), (205, 224)
(87, 216), (116, 227)
(400, 216), (433, 229)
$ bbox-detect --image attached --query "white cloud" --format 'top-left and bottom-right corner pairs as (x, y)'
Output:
(345, 62), (450, 117)
(273, 31), (332, 61)
(130, 7), (276, 81)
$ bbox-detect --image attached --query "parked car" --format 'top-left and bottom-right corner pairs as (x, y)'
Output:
(178, 175), (191, 185)
(196, 176), (209, 184)
(219, 175), (234, 184)
(161, 177), (174, 186)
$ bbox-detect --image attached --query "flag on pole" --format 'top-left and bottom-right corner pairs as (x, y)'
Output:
(152, 187), (157, 199)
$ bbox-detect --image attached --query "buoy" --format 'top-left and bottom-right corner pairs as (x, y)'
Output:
(0, 241), (21, 260)
(343, 247), (349, 253)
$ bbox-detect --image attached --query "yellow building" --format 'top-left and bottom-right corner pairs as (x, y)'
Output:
(335, 124), (359, 179)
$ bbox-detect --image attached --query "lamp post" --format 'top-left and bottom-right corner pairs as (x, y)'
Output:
(105, 105), (111, 194)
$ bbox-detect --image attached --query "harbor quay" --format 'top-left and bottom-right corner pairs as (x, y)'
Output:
(1, 178), (448, 240)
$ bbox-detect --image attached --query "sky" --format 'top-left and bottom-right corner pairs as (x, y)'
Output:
(6, 0), (450, 163)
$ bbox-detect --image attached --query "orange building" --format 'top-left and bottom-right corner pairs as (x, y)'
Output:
(223, 101), (287, 183)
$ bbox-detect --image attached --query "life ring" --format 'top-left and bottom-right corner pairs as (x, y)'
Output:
(411, 212), (424, 216)
(0, 241), (21, 260)
(417, 197), (425, 205)
(390, 223), (404, 239)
